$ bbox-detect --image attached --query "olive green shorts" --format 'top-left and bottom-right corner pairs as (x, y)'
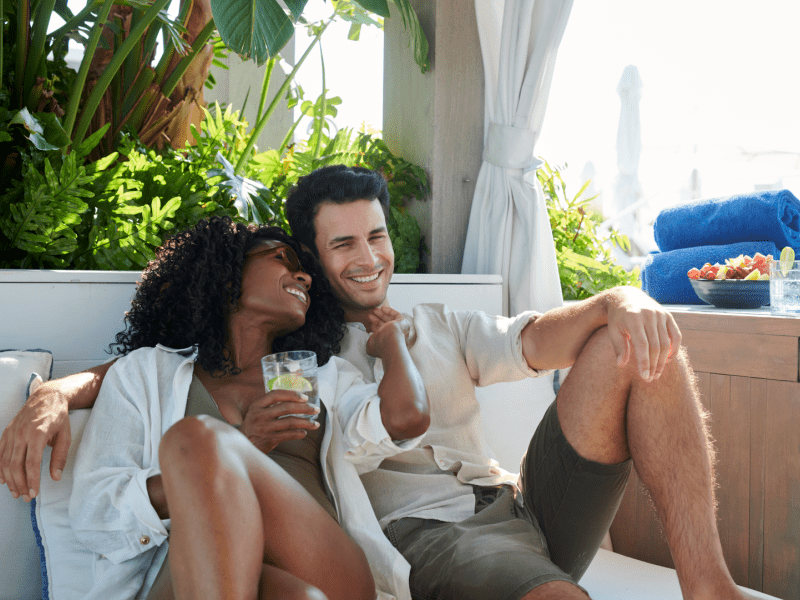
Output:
(384, 398), (632, 600)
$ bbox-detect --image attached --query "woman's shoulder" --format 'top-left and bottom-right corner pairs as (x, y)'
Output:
(109, 345), (196, 375)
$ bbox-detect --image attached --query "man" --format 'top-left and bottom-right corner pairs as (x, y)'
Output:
(2, 165), (753, 600)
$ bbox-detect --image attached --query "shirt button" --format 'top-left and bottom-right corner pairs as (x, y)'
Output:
(140, 535), (150, 545)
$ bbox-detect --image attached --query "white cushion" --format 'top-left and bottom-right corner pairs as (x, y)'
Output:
(32, 409), (94, 600)
(0, 349), (52, 600)
(582, 548), (780, 600)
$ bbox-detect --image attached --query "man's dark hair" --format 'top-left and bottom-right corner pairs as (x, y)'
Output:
(110, 216), (345, 371)
(286, 165), (390, 255)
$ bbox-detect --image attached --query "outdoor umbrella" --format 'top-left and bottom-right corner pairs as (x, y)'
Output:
(613, 65), (644, 240)
(462, 0), (573, 440)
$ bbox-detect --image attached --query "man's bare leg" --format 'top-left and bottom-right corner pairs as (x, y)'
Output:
(556, 326), (755, 600)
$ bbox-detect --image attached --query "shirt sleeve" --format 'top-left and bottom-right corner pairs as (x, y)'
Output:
(442, 306), (552, 387)
(68, 353), (169, 565)
(327, 357), (424, 474)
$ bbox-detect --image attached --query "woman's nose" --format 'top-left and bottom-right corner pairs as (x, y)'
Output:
(294, 270), (312, 290)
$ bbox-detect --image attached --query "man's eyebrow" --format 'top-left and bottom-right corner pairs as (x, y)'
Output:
(328, 227), (387, 245)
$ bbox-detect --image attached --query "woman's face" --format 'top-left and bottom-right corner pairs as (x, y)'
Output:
(237, 240), (313, 334)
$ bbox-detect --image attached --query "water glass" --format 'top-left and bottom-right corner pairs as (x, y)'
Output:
(261, 350), (320, 420)
(769, 260), (800, 315)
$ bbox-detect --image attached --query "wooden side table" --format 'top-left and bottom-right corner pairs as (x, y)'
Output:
(610, 306), (800, 600)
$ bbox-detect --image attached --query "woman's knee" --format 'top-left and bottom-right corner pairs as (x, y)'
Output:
(159, 415), (223, 471)
(258, 565), (329, 600)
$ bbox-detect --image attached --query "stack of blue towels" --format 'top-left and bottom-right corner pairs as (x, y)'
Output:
(641, 189), (800, 304)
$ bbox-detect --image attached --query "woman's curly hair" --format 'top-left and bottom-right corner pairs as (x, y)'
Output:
(110, 216), (345, 373)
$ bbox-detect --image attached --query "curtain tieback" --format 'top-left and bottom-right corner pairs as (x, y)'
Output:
(483, 122), (543, 171)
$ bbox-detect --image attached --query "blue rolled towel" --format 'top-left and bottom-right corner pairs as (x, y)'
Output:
(641, 241), (779, 304)
(653, 189), (800, 252)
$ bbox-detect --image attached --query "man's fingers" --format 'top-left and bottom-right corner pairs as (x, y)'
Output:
(608, 328), (631, 368)
(627, 326), (652, 381)
(8, 441), (28, 499)
(23, 435), (51, 500)
(49, 424), (71, 484)
(653, 318), (671, 379)
(0, 432), (7, 485)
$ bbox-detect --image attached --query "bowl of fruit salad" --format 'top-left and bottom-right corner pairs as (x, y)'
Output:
(687, 252), (772, 309)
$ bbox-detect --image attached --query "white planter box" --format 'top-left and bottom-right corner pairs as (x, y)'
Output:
(0, 270), (502, 379)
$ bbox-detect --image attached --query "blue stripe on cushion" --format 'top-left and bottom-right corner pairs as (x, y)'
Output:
(30, 497), (50, 600)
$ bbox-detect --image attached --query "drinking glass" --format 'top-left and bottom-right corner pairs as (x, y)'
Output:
(769, 260), (800, 315)
(261, 350), (320, 420)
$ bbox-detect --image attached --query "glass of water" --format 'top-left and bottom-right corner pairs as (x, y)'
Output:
(261, 350), (320, 420)
(769, 260), (800, 315)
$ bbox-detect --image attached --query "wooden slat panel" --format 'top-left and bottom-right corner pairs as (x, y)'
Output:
(748, 378), (767, 591)
(670, 309), (800, 337)
(680, 329), (798, 382)
(763, 380), (800, 600)
(710, 374), (750, 587)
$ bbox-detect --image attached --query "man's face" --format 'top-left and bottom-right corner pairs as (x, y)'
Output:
(313, 199), (394, 315)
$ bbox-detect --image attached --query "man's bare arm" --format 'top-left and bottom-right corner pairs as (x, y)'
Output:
(521, 286), (681, 382)
(367, 307), (430, 440)
(0, 360), (115, 501)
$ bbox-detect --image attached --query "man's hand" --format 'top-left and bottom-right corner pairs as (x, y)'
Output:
(604, 286), (681, 382)
(365, 306), (411, 358)
(364, 306), (429, 440)
(0, 381), (72, 502)
(240, 390), (320, 454)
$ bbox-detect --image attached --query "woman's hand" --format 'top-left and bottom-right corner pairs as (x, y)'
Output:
(365, 307), (411, 358)
(240, 390), (320, 454)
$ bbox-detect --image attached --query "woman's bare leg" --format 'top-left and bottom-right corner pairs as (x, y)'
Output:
(158, 415), (375, 600)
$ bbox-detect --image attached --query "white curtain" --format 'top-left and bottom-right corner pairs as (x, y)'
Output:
(464, 0), (573, 422)
(462, 0), (573, 319)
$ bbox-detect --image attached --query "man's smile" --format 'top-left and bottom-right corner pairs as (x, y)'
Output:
(351, 272), (381, 283)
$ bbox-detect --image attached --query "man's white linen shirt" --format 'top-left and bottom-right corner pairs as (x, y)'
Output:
(69, 345), (421, 600)
(338, 303), (549, 530)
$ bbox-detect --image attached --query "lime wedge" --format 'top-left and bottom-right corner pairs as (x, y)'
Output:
(268, 374), (313, 392)
(780, 246), (795, 276)
(744, 269), (760, 280)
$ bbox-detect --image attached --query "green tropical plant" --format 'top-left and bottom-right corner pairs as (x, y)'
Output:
(226, 121), (429, 273)
(0, 104), (238, 269)
(538, 160), (641, 300)
(1, 0), (431, 271)
(213, 0), (429, 73)
(1, 0), (428, 159)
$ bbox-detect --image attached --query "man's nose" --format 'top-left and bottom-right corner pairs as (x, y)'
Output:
(353, 240), (377, 266)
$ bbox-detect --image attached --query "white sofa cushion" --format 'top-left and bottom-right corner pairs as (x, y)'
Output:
(32, 408), (94, 600)
(0, 349), (52, 600)
(582, 548), (779, 600)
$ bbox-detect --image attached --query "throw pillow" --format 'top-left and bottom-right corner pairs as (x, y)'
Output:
(0, 349), (52, 600)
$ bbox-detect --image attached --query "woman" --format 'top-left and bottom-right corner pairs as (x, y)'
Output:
(68, 216), (428, 600)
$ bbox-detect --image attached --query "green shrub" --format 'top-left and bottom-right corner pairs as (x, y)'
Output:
(538, 160), (641, 301)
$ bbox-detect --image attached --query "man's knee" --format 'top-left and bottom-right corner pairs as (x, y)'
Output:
(521, 580), (590, 599)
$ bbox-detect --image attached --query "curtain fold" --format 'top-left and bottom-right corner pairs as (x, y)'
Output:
(463, 0), (573, 320)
